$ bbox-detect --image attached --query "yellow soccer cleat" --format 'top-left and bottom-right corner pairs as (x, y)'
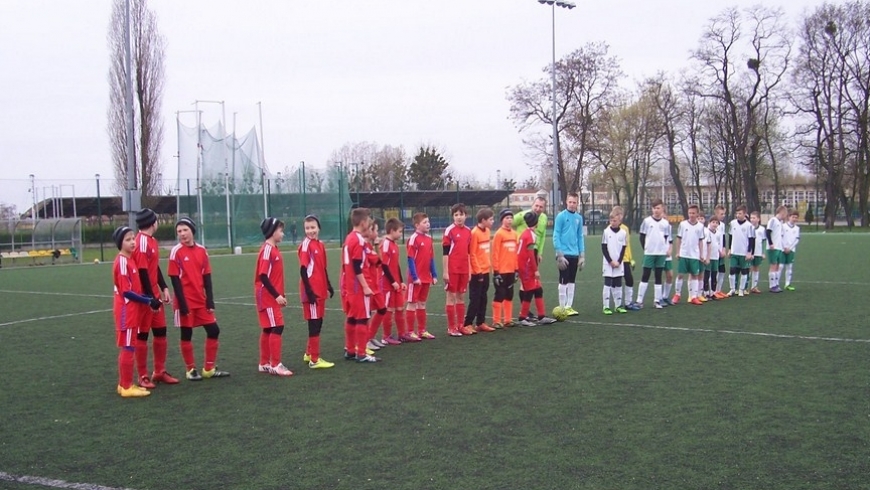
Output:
(309, 358), (335, 369)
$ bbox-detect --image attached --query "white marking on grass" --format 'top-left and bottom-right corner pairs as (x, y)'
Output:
(0, 309), (111, 327)
(574, 319), (870, 343)
(0, 471), (136, 490)
(0, 290), (111, 299)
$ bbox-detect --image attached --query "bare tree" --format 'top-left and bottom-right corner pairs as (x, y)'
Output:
(107, 0), (166, 201)
(691, 6), (792, 213)
(508, 42), (622, 203)
(647, 75), (690, 216)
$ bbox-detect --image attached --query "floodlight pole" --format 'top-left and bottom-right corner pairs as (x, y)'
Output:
(537, 0), (575, 219)
(29, 174), (36, 249)
(123, 0), (138, 228)
(96, 174), (104, 262)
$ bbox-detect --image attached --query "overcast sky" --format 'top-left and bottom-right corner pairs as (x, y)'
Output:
(0, 0), (823, 212)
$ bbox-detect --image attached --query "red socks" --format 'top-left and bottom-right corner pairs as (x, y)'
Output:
(395, 309), (407, 337)
(382, 310), (394, 337)
(259, 330), (271, 365)
(369, 312), (384, 339)
(118, 349), (134, 389)
(416, 308), (427, 334)
(268, 333), (282, 367)
(406, 309), (416, 334)
(446, 304), (456, 330)
(344, 321), (354, 354)
(520, 301), (531, 319)
(180, 340), (195, 370)
(307, 336), (321, 362)
(535, 297), (545, 318)
(152, 335), (167, 374)
(135, 338), (149, 378)
(456, 303), (466, 326)
(204, 338), (219, 371)
(356, 324), (369, 357)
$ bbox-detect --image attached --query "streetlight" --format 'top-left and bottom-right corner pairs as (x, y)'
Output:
(537, 0), (575, 219)
(96, 174), (104, 262)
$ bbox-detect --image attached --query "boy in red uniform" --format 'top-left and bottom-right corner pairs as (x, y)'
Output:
(364, 220), (389, 352)
(517, 212), (557, 326)
(341, 208), (380, 362)
(168, 218), (230, 380)
(132, 208), (179, 389)
(405, 212), (438, 340)
(379, 218), (407, 344)
(254, 217), (293, 377)
(443, 203), (472, 337)
(112, 226), (161, 398)
(298, 215), (336, 369)
(463, 208), (496, 333)
(491, 209), (518, 328)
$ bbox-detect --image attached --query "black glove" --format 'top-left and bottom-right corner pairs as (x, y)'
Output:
(149, 297), (161, 311)
(206, 299), (215, 310)
(305, 288), (318, 304)
(179, 306), (189, 316)
(327, 283), (335, 298)
(493, 274), (503, 287)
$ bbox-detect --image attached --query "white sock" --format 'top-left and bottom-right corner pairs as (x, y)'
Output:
(625, 286), (633, 305)
(769, 270), (776, 288)
(637, 282), (648, 304)
(602, 285), (611, 309)
(716, 272), (725, 292)
(654, 284), (662, 302)
(558, 284), (568, 308)
(697, 279), (704, 296)
(786, 264), (793, 285)
(689, 279), (696, 299)
(739, 273), (748, 291)
(613, 287), (623, 308)
(566, 283), (576, 308)
(663, 282), (671, 298)
(729, 274), (737, 291)
(674, 277), (684, 296)
(752, 271), (759, 288)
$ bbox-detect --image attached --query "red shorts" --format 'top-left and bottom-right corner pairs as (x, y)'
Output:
(301, 300), (326, 321)
(445, 273), (469, 293)
(407, 282), (431, 304)
(342, 293), (371, 320)
(384, 288), (405, 309)
(258, 306), (284, 327)
(173, 307), (217, 328)
(138, 303), (167, 332)
(370, 292), (385, 311)
(520, 276), (541, 291)
(116, 328), (135, 348)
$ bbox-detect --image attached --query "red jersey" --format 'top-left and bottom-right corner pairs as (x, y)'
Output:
(132, 232), (161, 293)
(442, 223), (471, 274)
(407, 231), (435, 283)
(518, 228), (538, 279)
(341, 231), (368, 295)
(298, 237), (328, 298)
(380, 237), (402, 292)
(254, 241), (284, 311)
(168, 242), (211, 309)
(363, 243), (381, 290)
(113, 254), (143, 331)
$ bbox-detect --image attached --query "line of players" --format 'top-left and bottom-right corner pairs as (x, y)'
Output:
(602, 199), (801, 314)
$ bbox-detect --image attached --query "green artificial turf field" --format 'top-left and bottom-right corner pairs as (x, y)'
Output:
(0, 233), (867, 490)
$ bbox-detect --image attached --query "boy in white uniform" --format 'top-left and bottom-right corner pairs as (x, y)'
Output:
(712, 205), (729, 299)
(635, 199), (672, 309)
(766, 205), (788, 293)
(727, 205), (755, 297)
(673, 204), (706, 306)
(781, 209), (801, 291)
(749, 211), (766, 293)
(601, 209), (628, 315)
(703, 217), (724, 300)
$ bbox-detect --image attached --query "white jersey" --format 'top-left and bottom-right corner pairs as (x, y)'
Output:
(782, 223), (800, 251)
(767, 217), (784, 250)
(601, 226), (627, 278)
(706, 227), (721, 260)
(677, 220), (704, 260)
(714, 224), (726, 256)
(639, 216), (671, 256)
(753, 225), (767, 256)
(729, 219), (754, 255)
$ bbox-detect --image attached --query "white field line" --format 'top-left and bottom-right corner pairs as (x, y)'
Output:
(0, 309), (111, 327)
(572, 319), (870, 343)
(0, 289), (112, 299)
(0, 471), (135, 490)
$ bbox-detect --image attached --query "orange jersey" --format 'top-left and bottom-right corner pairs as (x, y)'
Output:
(491, 226), (518, 274)
(469, 225), (491, 274)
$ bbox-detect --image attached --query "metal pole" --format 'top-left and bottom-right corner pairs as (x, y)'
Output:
(550, 2), (559, 221)
(124, 0), (137, 229)
(301, 161), (307, 213)
(195, 106), (205, 245)
(96, 174), (104, 262)
(258, 102), (268, 218)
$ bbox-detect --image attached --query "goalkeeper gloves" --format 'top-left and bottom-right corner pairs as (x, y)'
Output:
(493, 274), (503, 287)
(555, 252), (569, 271)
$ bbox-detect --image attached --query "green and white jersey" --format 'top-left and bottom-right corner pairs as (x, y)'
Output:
(677, 220), (704, 260)
(706, 226), (721, 260)
(782, 223), (800, 251)
(767, 217), (784, 250)
(639, 216), (671, 255)
(729, 218), (753, 255)
(753, 225), (766, 256)
(714, 224), (726, 257)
